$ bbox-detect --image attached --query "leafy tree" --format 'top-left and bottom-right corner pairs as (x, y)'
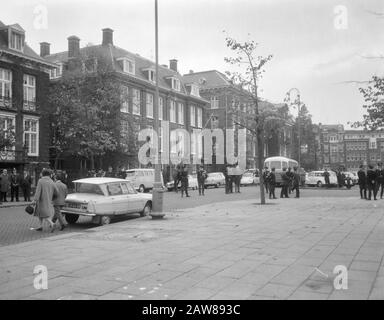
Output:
(224, 34), (273, 204)
(352, 75), (384, 130)
(0, 120), (15, 150)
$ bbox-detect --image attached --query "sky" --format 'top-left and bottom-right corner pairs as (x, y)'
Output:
(2, 0), (384, 128)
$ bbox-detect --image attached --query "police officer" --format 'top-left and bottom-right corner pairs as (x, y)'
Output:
(280, 168), (290, 198)
(357, 164), (367, 200)
(286, 167), (294, 194)
(269, 168), (277, 199)
(324, 168), (330, 188)
(367, 164), (377, 200)
(197, 165), (207, 196)
(262, 167), (270, 194)
(292, 167), (301, 198)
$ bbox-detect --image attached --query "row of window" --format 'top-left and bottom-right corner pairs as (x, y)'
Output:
(0, 68), (36, 110)
(120, 87), (203, 127)
(0, 113), (39, 156)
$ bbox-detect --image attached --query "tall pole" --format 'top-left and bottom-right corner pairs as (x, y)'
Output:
(150, 0), (164, 218)
(297, 94), (301, 169)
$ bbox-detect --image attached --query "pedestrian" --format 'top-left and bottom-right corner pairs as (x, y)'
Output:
(0, 169), (9, 202)
(378, 163), (384, 199)
(286, 167), (294, 194)
(197, 165), (207, 196)
(180, 165), (189, 197)
(292, 167), (301, 198)
(234, 163), (242, 193)
(10, 168), (21, 202)
(280, 167), (290, 198)
(262, 167), (270, 194)
(357, 164), (367, 200)
(269, 168), (277, 199)
(173, 168), (181, 193)
(105, 166), (115, 178)
(366, 165), (377, 200)
(52, 171), (68, 231)
(324, 168), (330, 188)
(21, 170), (32, 202)
(31, 169), (58, 232)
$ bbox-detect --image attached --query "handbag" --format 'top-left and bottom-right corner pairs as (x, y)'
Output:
(25, 204), (35, 215)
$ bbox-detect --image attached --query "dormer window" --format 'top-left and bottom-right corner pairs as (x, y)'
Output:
(142, 68), (155, 82)
(190, 84), (200, 97)
(50, 63), (63, 79)
(117, 57), (135, 75)
(172, 78), (181, 91)
(10, 31), (24, 52)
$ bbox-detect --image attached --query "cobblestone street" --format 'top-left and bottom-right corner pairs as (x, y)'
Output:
(1, 193), (383, 300)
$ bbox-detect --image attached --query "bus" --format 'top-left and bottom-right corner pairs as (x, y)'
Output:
(263, 156), (305, 186)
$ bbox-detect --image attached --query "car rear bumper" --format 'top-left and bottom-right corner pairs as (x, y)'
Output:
(61, 210), (96, 217)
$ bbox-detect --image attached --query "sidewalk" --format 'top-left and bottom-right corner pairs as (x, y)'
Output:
(0, 201), (31, 209)
(1, 196), (384, 300)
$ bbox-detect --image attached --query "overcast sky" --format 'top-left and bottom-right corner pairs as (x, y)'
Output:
(3, 0), (384, 128)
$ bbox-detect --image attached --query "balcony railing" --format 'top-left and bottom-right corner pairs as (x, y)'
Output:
(0, 150), (27, 162)
(0, 96), (14, 109)
(23, 100), (36, 111)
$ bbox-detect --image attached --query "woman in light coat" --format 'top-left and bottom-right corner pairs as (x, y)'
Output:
(32, 169), (58, 232)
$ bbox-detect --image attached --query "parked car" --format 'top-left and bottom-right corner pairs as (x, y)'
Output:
(343, 171), (358, 186)
(62, 178), (152, 225)
(125, 168), (164, 193)
(204, 172), (225, 188)
(166, 174), (198, 191)
(305, 170), (338, 187)
(240, 172), (256, 186)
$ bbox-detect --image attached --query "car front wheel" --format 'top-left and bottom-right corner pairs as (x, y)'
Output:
(141, 202), (152, 217)
(99, 216), (111, 226)
(317, 181), (323, 188)
(65, 213), (79, 224)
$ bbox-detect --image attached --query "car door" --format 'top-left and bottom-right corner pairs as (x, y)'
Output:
(106, 182), (126, 214)
(122, 182), (143, 213)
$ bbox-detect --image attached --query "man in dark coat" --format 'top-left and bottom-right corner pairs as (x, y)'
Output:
(197, 165), (207, 196)
(10, 168), (21, 202)
(280, 168), (290, 198)
(357, 165), (367, 200)
(375, 163), (384, 199)
(105, 166), (115, 178)
(286, 167), (294, 194)
(292, 167), (301, 198)
(269, 168), (277, 199)
(180, 165), (189, 198)
(21, 170), (32, 202)
(367, 165), (377, 200)
(324, 169), (330, 188)
(262, 167), (270, 194)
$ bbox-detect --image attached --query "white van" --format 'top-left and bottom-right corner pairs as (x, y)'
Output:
(125, 169), (164, 193)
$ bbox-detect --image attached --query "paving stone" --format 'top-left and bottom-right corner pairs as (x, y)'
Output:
(256, 283), (296, 299)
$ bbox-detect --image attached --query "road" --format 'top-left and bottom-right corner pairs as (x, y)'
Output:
(0, 185), (360, 247)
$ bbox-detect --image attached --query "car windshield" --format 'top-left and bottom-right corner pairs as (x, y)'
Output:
(75, 183), (104, 195)
(270, 161), (282, 170)
(243, 172), (253, 177)
(126, 171), (135, 177)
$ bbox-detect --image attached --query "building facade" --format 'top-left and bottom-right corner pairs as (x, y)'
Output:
(45, 28), (209, 181)
(0, 21), (55, 186)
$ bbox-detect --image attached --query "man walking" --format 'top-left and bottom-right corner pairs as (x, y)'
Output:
(367, 165), (377, 200)
(262, 167), (270, 194)
(10, 168), (21, 202)
(375, 163), (384, 199)
(292, 167), (301, 198)
(286, 167), (294, 194)
(180, 165), (190, 198)
(21, 170), (32, 202)
(52, 171), (68, 231)
(324, 169), (330, 188)
(357, 165), (367, 200)
(197, 165), (207, 196)
(269, 168), (277, 199)
(0, 169), (9, 202)
(280, 168), (290, 198)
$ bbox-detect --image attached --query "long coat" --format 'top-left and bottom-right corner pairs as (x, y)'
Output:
(34, 176), (58, 218)
(0, 174), (10, 192)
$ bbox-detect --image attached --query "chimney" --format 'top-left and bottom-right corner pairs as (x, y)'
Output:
(169, 59), (178, 72)
(102, 28), (113, 46)
(39, 42), (50, 57)
(189, 70), (194, 74)
(67, 36), (80, 58)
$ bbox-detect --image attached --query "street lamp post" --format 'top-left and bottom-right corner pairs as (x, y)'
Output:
(150, 0), (164, 219)
(285, 88), (301, 169)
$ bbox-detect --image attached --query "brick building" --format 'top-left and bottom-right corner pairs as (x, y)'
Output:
(44, 28), (209, 181)
(317, 123), (384, 172)
(0, 21), (56, 186)
(184, 70), (294, 171)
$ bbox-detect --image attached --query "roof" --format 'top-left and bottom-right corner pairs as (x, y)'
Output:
(0, 20), (57, 68)
(183, 70), (232, 89)
(72, 177), (127, 184)
(45, 44), (208, 103)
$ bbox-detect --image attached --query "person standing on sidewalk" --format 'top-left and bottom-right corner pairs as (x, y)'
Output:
(0, 169), (9, 202)
(375, 163), (384, 199)
(31, 169), (58, 232)
(269, 168), (277, 199)
(180, 165), (190, 198)
(197, 165), (207, 196)
(262, 167), (270, 194)
(324, 169), (330, 188)
(357, 165), (367, 200)
(280, 168), (290, 198)
(367, 165), (377, 200)
(286, 167), (294, 194)
(21, 170), (32, 202)
(10, 168), (21, 202)
(52, 171), (68, 231)
(292, 167), (301, 198)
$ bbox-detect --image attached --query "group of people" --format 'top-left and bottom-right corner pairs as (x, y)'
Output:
(86, 166), (127, 179)
(224, 164), (242, 194)
(263, 166), (301, 199)
(173, 162), (196, 197)
(357, 163), (384, 200)
(31, 168), (69, 232)
(0, 168), (33, 203)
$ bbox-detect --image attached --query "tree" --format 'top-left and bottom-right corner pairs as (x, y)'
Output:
(224, 34), (273, 204)
(351, 75), (384, 130)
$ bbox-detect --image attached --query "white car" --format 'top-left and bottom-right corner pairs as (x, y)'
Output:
(305, 171), (338, 187)
(240, 172), (255, 186)
(62, 178), (152, 225)
(166, 174), (198, 191)
(204, 172), (225, 188)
